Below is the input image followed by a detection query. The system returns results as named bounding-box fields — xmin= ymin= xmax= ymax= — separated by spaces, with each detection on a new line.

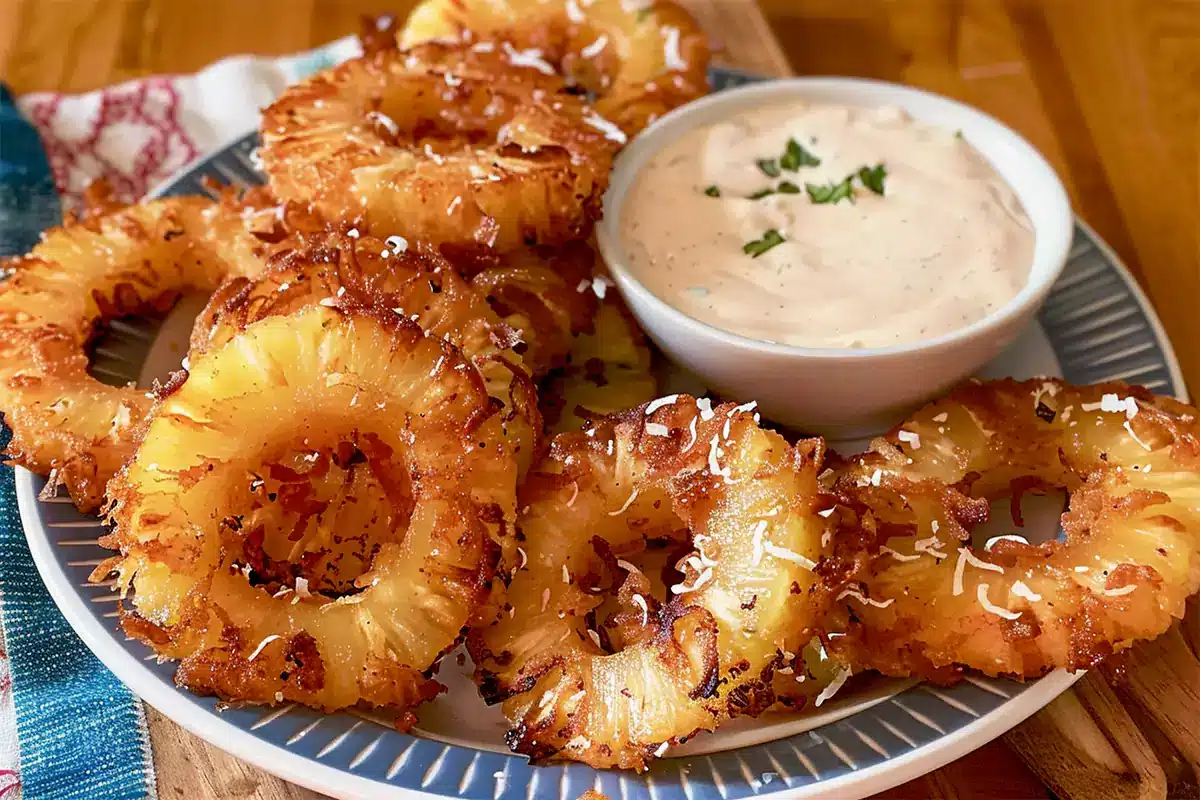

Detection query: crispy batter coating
xmin=96 ymin=305 xmax=517 ymax=715
xmin=462 ymin=239 xmax=599 ymax=377
xmin=820 ymin=378 xmax=1200 ymax=680
xmin=400 ymin=0 xmax=711 ymax=135
xmin=469 ymin=395 xmax=825 ymax=769
xmin=259 ymin=42 xmax=619 ymax=253
xmin=0 ymin=191 xmax=273 ymax=511
xmin=190 ymin=233 xmax=542 ymax=481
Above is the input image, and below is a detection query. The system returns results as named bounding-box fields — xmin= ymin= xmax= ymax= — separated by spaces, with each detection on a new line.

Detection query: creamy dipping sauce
xmin=620 ymin=102 xmax=1035 ymax=348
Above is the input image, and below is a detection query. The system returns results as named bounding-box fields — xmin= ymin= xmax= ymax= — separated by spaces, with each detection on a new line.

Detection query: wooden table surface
xmin=3 ymin=1 xmax=1199 ymax=798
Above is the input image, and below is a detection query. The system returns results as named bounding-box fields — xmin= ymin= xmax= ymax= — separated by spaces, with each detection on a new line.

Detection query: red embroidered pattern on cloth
xmin=22 ymin=78 xmax=199 ymax=205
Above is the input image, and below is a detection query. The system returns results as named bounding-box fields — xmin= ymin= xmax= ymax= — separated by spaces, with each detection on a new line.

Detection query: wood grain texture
xmin=2 ymin=1 xmax=1198 ymax=799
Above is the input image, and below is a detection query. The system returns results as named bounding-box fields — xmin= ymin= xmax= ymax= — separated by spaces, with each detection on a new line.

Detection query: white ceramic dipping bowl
xmin=596 ymin=77 xmax=1073 ymax=438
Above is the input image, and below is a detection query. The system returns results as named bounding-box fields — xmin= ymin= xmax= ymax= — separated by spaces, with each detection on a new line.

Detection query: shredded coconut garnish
xmin=932 ymin=412 xmax=949 ymax=423
xmin=646 ymin=394 xmax=680 ymax=414
xmin=696 ymin=397 xmax=715 ymax=421
xmin=385 ymin=234 xmax=408 ymax=253
xmin=814 ymin=667 xmax=852 ymax=707
xmin=576 ymin=278 xmax=591 ymax=293
xmin=646 ymin=422 xmax=670 ymax=437
xmin=516 ymin=547 xmax=528 ymax=571
xmin=1074 ymin=566 xmax=1090 ymax=573
xmin=632 ymin=594 xmax=649 ymax=626
xmin=581 ymin=34 xmax=609 ymax=58
xmin=562 ymin=565 xmax=572 ymax=584
xmin=836 ymin=588 xmax=895 ymax=608
xmin=294 ymin=577 xmax=312 ymax=599
xmin=661 ymin=25 xmax=686 ymax=70
xmin=1011 ymin=580 xmax=1042 ymax=602
xmin=681 ymin=416 xmax=699 ymax=451
xmin=1081 ymin=393 xmax=1139 ymax=419
xmin=914 ymin=537 xmax=948 ymax=559
xmin=707 ymin=434 xmax=731 ymax=480
xmin=1124 ymin=420 xmax=1153 ymax=451
xmin=693 ymin=534 xmax=719 ymax=567
xmin=728 ymin=401 xmax=758 ymax=416
xmin=583 ymin=111 xmax=628 ymax=144
xmin=365 ymin=110 xmax=400 ymax=137
xmin=502 ymin=42 xmax=556 ymax=74
xmin=247 ymin=634 xmax=281 ymax=662
xmin=567 ymin=690 xmax=587 ymax=708
xmin=763 ymin=541 xmax=817 ymax=570
xmin=869 ymin=469 xmax=882 ymax=487
xmin=750 ymin=520 xmax=768 ymax=566
xmin=671 ymin=567 xmax=713 ymax=595
xmin=587 ymin=629 xmax=602 ymax=648
xmin=565 ymin=0 xmax=585 ymax=22
xmin=984 ymin=534 xmax=1029 ymax=551
xmin=540 ymin=587 xmax=551 ymax=612
xmin=977 ymin=584 xmax=1021 ymax=620
xmin=654 ymin=742 xmax=669 ymax=757
xmin=952 ymin=547 xmax=1005 ymax=596
xmin=592 ymin=274 xmax=614 ymax=299
xmin=931 ymin=520 xmax=940 ymax=534
xmin=1102 ymin=584 xmax=1138 ymax=597
xmin=446 ymin=196 xmax=462 ymax=215
xmin=897 ymin=430 xmax=921 ymax=449
xmin=817 ymin=507 xmax=836 ymax=518
xmin=881 ymin=545 xmax=922 ymax=562
xmin=608 ymin=488 xmax=640 ymax=515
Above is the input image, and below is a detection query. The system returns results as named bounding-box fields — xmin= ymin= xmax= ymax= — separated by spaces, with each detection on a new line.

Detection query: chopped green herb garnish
xmin=743 ymin=229 xmax=785 ymax=258
xmin=805 ymin=178 xmax=855 ymax=205
xmin=704 ymin=185 xmax=721 ymax=197
xmin=636 ymin=7 xmax=654 ymax=21
xmin=756 ymin=159 xmax=781 ymax=178
xmin=780 ymin=138 xmax=820 ymax=171
xmin=857 ymin=163 xmax=887 ymax=195
xmin=747 ymin=187 xmax=775 ymax=200
xmin=954 ymin=129 xmax=964 ymax=139
xmin=776 ymin=180 xmax=801 ymax=194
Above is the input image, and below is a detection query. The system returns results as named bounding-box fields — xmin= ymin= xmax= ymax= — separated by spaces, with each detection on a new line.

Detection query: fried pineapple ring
xmin=400 ymin=0 xmax=710 ymax=135
xmin=260 ymin=42 xmax=619 ymax=252
xmin=540 ymin=296 xmax=658 ymax=434
xmin=469 ymin=396 xmax=825 ymax=769
xmin=97 ymin=305 xmax=516 ymax=715
xmin=463 ymin=240 xmax=599 ymax=376
xmin=190 ymin=234 xmax=542 ymax=479
xmin=821 ymin=378 xmax=1200 ymax=680
xmin=0 ymin=193 xmax=270 ymax=511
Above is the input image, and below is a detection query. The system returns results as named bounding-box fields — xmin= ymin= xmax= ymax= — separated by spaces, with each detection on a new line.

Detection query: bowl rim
xmin=595 ymin=75 xmax=1074 ymax=360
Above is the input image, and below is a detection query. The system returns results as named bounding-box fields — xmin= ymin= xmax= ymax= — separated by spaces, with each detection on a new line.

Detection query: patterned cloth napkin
xmin=0 ymin=35 xmax=360 ymax=799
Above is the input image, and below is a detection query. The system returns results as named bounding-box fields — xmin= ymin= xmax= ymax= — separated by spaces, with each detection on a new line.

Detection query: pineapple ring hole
xmin=219 ymin=433 xmax=415 ymax=600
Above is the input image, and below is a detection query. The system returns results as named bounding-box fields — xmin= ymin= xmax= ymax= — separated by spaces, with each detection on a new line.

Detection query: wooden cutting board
xmin=2 ymin=1 xmax=1197 ymax=798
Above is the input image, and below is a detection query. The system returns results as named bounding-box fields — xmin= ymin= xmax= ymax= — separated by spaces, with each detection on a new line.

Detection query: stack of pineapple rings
xmin=4 ymin=0 xmax=1200 ymax=776
xmin=0 ymin=0 xmax=710 ymax=757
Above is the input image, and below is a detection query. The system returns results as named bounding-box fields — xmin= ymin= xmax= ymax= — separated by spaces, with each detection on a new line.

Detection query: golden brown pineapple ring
xmin=400 ymin=0 xmax=711 ymax=135
xmin=468 ymin=395 xmax=826 ymax=769
xmin=259 ymin=42 xmax=620 ymax=253
xmin=821 ymin=378 xmax=1200 ymax=680
xmin=0 ymin=192 xmax=272 ymax=511
xmin=190 ymin=233 xmax=543 ymax=481
xmin=96 ymin=304 xmax=517 ymax=716
xmin=462 ymin=239 xmax=599 ymax=377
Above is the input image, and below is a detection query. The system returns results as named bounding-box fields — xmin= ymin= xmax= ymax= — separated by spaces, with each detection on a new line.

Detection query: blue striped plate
xmin=16 ymin=68 xmax=1187 ymax=799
